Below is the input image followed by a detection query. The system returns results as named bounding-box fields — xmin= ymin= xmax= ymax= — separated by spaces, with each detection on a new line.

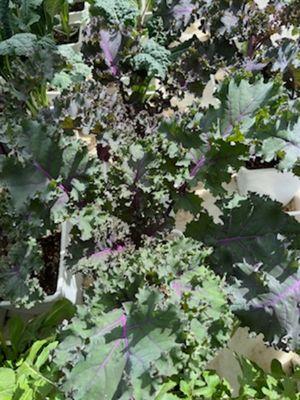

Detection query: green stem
xmin=0 ymin=327 xmax=11 ymax=360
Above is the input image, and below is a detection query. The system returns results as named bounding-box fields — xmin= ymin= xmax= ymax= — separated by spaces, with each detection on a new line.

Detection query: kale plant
xmin=55 ymin=237 xmax=234 ymax=400
xmin=161 ymin=0 xmax=300 ymax=98
xmin=0 ymin=36 xmax=64 ymax=111
xmin=0 ymin=99 xmax=95 ymax=305
xmin=82 ymin=0 xmax=300 ymax=103
xmin=56 ymin=70 xmax=300 ymax=351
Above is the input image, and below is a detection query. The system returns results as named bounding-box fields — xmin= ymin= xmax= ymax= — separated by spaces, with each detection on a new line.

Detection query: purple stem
xmin=33 ymin=161 xmax=68 ymax=194
xmin=91 ymin=245 xmax=125 ymax=259
xmin=190 ymin=155 xmax=206 ymax=178
xmin=255 ymin=278 xmax=300 ymax=310
xmin=173 ymin=6 xmax=194 ymax=16
xmin=98 ymin=339 xmax=122 ymax=370
xmin=217 ymin=235 xmax=257 ymax=246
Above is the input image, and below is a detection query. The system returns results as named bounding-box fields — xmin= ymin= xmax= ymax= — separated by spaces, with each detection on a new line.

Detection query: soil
xmin=245 ymin=157 xmax=279 ymax=170
xmin=0 ymin=232 xmax=61 ymax=300
xmin=38 ymin=233 xmax=61 ymax=295
xmin=53 ymin=26 xmax=80 ymax=45
xmin=70 ymin=2 xmax=85 ymax=12
xmin=0 ymin=236 xmax=8 ymax=257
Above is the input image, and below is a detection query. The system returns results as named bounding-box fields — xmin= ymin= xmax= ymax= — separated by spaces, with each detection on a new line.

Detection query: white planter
xmin=236 ymin=167 xmax=300 ymax=206
xmin=47 ymin=90 xmax=60 ymax=104
xmin=69 ymin=2 xmax=89 ymax=25
xmin=287 ymin=189 xmax=300 ymax=222
xmin=0 ymin=222 xmax=82 ymax=318
xmin=55 ymin=5 xmax=88 ymax=54
xmin=287 ymin=210 xmax=300 ymax=222
xmin=57 ymin=23 xmax=83 ymax=53
xmin=56 ymin=2 xmax=89 ymax=26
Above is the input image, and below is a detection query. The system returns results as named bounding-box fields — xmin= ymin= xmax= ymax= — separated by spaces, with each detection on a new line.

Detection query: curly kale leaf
xmin=0 ymin=115 xmax=93 ymax=210
xmin=186 ymin=194 xmax=300 ymax=272
xmin=0 ymin=33 xmax=39 ymax=56
xmin=0 ymin=238 xmax=45 ymax=306
xmin=90 ymin=0 xmax=139 ymax=26
xmin=269 ymin=39 xmax=300 ymax=73
xmin=60 ymin=119 xmax=190 ymax=246
xmin=55 ymin=290 xmax=181 ymax=400
xmin=148 ymin=0 xmax=198 ymax=43
xmin=162 ymin=0 xmax=300 ymax=99
xmin=74 ymin=236 xmax=234 ymax=373
xmin=131 ymin=39 xmax=171 ymax=79
xmin=56 ymin=239 xmax=233 ymax=399
xmin=201 ymin=77 xmax=280 ymax=139
xmin=261 ymin=118 xmax=300 ymax=170
xmin=184 ymin=193 xmax=300 ymax=349
xmin=229 ymin=256 xmax=300 ymax=351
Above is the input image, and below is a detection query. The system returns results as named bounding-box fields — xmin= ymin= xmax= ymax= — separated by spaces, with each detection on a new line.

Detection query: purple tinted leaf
xmin=220 ymin=11 xmax=238 ymax=33
xmin=243 ymin=58 xmax=267 ymax=71
xmin=172 ymin=0 xmax=195 ymax=25
xmin=99 ymin=29 xmax=122 ymax=76
xmin=90 ymin=245 xmax=125 ymax=260
xmin=59 ymin=291 xmax=180 ymax=399
xmin=231 ymin=261 xmax=300 ymax=350
xmin=33 ymin=160 xmax=68 ymax=193
xmin=186 ymin=194 xmax=300 ymax=271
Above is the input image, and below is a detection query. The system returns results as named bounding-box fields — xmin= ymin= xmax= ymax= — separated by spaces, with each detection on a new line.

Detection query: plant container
xmin=55 ymin=23 xmax=83 ymax=53
xmin=0 ymin=221 xmax=82 ymax=323
xmin=69 ymin=1 xmax=89 ymax=25
xmin=236 ymin=167 xmax=300 ymax=206
xmin=46 ymin=90 xmax=60 ymax=105
xmin=55 ymin=1 xmax=89 ymax=52
xmin=287 ymin=188 xmax=300 ymax=222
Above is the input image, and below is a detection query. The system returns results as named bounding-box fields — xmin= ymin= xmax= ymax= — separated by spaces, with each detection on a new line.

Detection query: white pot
xmin=0 ymin=222 xmax=82 ymax=318
xmin=57 ymin=2 xmax=90 ymax=26
xmin=69 ymin=2 xmax=89 ymax=25
xmin=287 ymin=189 xmax=300 ymax=222
xmin=47 ymin=90 xmax=60 ymax=104
xmin=236 ymin=167 xmax=300 ymax=206
xmin=58 ymin=23 xmax=84 ymax=53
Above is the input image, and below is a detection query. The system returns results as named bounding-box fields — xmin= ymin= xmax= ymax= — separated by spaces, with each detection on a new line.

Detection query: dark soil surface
xmin=70 ymin=2 xmax=85 ymax=11
xmin=39 ymin=233 xmax=61 ymax=295
xmin=54 ymin=27 xmax=80 ymax=44
xmin=0 ymin=232 xmax=61 ymax=299
xmin=0 ymin=236 xmax=8 ymax=257
xmin=245 ymin=157 xmax=279 ymax=170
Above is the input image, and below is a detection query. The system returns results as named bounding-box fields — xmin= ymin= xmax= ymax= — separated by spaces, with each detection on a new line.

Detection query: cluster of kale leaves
xmin=1 ymin=0 xmax=300 ymax=398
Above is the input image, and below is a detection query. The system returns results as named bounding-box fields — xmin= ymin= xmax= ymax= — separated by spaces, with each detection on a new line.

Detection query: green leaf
xmin=261 ymin=118 xmax=300 ymax=170
xmin=8 ymin=315 xmax=25 ymax=356
xmin=0 ymin=33 xmax=38 ymax=56
xmin=0 ymin=156 xmax=47 ymax=209
xmin=202 ymin=78 xmax=279 ymax=138
xmin=0 ymin=368 xmax=15 ymax=400
xmin=154 ymin=381 xmax=177 ymax=400
xmin=40 ymin=299 xmax=76 ymax=329
xmin=132 ymin=39 xmax=171 ymax=79
xmin=186 ymin=194 xmax=300 ymax=271
xmin=59 ymin=290 xmax=181 ymax=400
xmin=91 ymin=0 xmax=139 ymax=26
xmin=174 ymin=192 xmax=203 ymax=215
xmin=43 ymin=0 xmax=65 ymax=19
